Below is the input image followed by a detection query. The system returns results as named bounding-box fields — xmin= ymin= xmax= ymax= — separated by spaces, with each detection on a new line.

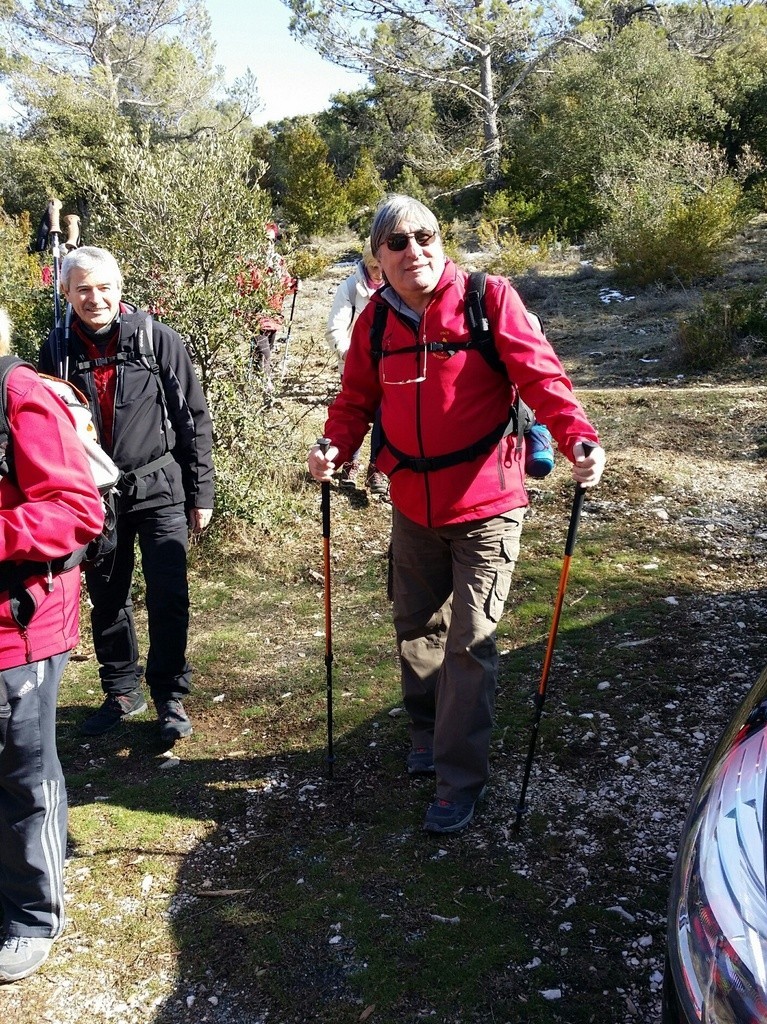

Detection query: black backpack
xmin=0 ymin=356 xmax=119 ymax=580
xmin=369 ymin=271 xmax=537 ymax=476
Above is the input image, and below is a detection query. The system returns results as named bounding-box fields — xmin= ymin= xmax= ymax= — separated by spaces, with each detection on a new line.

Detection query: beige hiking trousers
xmin=391 ymin=506 xmax=524 ymax=804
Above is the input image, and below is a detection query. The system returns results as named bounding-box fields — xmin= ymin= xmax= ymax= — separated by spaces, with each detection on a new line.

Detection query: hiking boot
xmin=407 ymin=747 xmax=435 ymax=776
xmin=0 ymin=936 xmax=54 ymax=983
xmin=339 ymin=460 xmax=361 ymax=488
xmin=81 ymin=690 xmax=147 ymax=736
xmin=155 ymin=698 xmax=193 ymax=743
xmin=366 ymin=464 xmax=389 ymax=496
xmin=423 ymin=787 xmax=487 ymax=834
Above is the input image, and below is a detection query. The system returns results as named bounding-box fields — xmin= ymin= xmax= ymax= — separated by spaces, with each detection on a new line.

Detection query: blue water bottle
xmin=524 ymin=423 xmax=555 ymax=478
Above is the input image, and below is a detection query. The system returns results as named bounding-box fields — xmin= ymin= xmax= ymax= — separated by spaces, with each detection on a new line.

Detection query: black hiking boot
xmin=81 ymin=690 xmax=148 ymax=736
xmin=155 ymin=698 xmax=193 ymax=744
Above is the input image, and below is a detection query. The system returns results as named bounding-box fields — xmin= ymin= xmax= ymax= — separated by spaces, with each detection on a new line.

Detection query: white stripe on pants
xmin=0 ymin=653 xmax=69 ymax=938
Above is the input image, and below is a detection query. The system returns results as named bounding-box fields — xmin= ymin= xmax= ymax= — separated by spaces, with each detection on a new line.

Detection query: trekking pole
xmin=46 ymin=199 xmax=64 ymax=334
xmin=59 ymin=213 xmax=80 ymax=379
xmin=514 ymin=447 xmax=592 ymax=831
xmin=318 ymin=436 xmax=335 ymax=778
xmin=280 ymin=284 xmax=299 ymax=381
xmin=62 ymin=213 xmax=81 ymax=253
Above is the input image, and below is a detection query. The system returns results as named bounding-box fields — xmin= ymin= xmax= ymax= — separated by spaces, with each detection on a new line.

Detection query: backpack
xmin=0 ymin=355 xmax=120 ymax=571
xmin=369 ymin=271 xmax=548 ymax=477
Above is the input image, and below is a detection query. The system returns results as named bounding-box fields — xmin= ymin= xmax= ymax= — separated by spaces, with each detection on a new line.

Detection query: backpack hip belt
xmin=117 ymin=451 xmax=175 ymax=501
xmin=385 ymin=413 xmax=518 ymax=477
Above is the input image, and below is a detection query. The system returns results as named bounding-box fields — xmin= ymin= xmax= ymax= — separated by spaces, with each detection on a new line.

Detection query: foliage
xmin=674 ymin=287 xmax=767 ymax=371
xmin=594 ymin=143 xmax=745 ymax=286
xmin=290 ymin=246 xmax=334 ymax=282
xmin=271 ymin=118 xmax=349 ymax=236
xmin=477 ymin=219 xmax=557 ymax=277
xmin=0 ymin=0 xmax=236 ymax=136
xmin=209 ymin=375 xmax=310 ymax=527
xmin=0 ymin=205 xmax=50 ymax=360
xmin=285 ymin=0 xmax=565 ymax=184
xmin=507 ymin=21 xmax=715 ymax=239
xmin=76 ymin=129 xmax=272 ymax=396
xmin=343 ymin=148 xmax=385 ymax=230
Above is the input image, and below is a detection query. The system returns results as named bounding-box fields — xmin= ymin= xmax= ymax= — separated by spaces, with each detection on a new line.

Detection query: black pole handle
xmin=564 ymin=441 xmax=594 ymax=555
xmin=318 ymin=437 xmax=331 ymax=537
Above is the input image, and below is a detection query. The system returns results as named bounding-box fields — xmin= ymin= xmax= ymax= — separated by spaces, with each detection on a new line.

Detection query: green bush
xmin=482 ymin=182 xmax=599 ymax=239
xmin=210 ymin=374 xmax=311 ymax=527
xmin=0 ymin=207 xmax=51 ymax=360
xmin=597 ymin=169 xmax=745 ymax=287
xmin=290 ymin=246 xmax=333 ymax=281
xmin=674 ymin=287 xmax=767 ymax=371
xmin=477 ymin=219 xmax=556 ymax=276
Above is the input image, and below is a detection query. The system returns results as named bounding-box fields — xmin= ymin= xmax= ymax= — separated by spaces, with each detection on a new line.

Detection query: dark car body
xmin=663 ymin=665 xmax=767 ymax=1023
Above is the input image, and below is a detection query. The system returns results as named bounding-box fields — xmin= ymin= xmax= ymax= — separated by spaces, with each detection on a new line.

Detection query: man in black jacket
xmin=39 ymin=247 xmax=215 ymax=743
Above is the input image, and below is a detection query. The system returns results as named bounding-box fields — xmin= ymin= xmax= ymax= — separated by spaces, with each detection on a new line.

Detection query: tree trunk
xmin=478 ymin=47 xmax=500 ymax=183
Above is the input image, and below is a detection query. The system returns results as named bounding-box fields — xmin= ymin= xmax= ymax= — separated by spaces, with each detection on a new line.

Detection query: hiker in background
xmin=308 ymin=194 xmax=605 ymax=834
xmin=38 ymin=246 xmax=215 ymax=744
xmin=249 ymin=222 xmax=299 ymax=382
xmin=325 ymin=241 xmax=388 ymax=496
xmin=0 ymin=307 xmax=104 ymax=983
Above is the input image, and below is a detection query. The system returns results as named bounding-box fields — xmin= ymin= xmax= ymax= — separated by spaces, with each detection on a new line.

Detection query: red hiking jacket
xmin=324 ymin=260 xmax=600 ymax=528
xmin=0 ymin=365 xmax=104 ymax=668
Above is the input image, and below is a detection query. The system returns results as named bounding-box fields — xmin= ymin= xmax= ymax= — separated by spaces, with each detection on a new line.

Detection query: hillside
xmin=1 ymin=218 xmax=765 ymax=1024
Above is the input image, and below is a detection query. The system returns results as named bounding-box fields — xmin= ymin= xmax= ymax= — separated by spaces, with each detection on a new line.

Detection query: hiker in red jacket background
xmin=245 ymin=222 xmax=299 ymax=382
xmin=0 ymin=307 xmax=104 ymax=982
xmin=308 ymin=194 xmax=605 ymax=834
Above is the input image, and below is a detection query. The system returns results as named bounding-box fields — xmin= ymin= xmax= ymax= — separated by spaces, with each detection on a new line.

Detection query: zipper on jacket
xmin=413 ymin=312 xmax=434 ymax=527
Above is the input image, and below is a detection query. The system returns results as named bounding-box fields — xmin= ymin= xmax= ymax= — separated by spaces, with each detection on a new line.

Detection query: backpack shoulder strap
xmin=465 ymin=271 xmax=507 ymax=375
xmin=370 ymin=300 xmax=389 ymax=365
xmin=466 ymin=272 xmax=536 ymax=441
xmin=136 ymin=312 xmax=157 ymax=364
xmin=0 ymin=356 xmax=35 ymax=478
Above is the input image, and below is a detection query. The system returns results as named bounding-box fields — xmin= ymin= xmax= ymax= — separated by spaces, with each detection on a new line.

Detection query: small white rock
xmin=540 ymin=988 xmax=562 ymax=1001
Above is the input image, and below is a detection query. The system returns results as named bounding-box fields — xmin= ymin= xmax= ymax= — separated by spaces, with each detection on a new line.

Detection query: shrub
xmin=482 ymin=182 xmax=599 ymax=239
xmin=477 ymin=219 xmax=556 ymax=277
xmin=290 ymin=246 xmax=333 ymax=281
xmin=604 ymin=181 xmax=744 ymax=287
xmin=210 ymin=373 xmax=311 ymax=527
xmin=674 ymin=287 xmax=767 ymax=371
xmin=595 ymin=142 xmax=747 ymax=287
xmin=0 ymin=207 xmax=50 ymax=360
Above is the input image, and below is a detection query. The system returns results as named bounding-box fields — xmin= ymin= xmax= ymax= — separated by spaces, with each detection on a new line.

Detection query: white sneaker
xmin=0 ymin=936 xmax=54 ymax=983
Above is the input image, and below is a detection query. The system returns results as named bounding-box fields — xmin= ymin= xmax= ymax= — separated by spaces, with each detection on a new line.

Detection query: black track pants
xmin=0 ymin=654 xmax=69 ymax=938
xmin=85 ymin=503 xmax=191 ymax=701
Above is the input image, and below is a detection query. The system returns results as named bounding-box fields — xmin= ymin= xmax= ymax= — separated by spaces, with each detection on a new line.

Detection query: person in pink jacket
xmin=308 ymin=195 xmax=605 ymax=834
xmin=0 ymin=308 xmax=104 ymax=982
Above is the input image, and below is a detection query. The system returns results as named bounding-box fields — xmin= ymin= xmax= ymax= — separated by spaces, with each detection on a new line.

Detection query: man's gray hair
xmin=60 ymin=246 xmax=123 ymax=291
xmin=370 ymin=194 xmax=440 ymax=257
xmin=0 ymin=307 xmax=11 ymax=357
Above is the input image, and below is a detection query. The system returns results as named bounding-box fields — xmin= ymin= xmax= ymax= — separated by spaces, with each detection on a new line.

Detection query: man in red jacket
xmin=308 ymin=195 xmax=606 ymax=834
xmin=0 ymin=308 xmax=104 ymax=982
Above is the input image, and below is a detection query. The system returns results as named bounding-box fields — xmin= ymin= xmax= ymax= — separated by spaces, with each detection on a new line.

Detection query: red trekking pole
xmin=515 ymin=454 xmax=591 ymax=831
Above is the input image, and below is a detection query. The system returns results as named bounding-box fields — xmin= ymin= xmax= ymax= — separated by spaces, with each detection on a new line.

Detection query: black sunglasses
xmin=385 ymin=230 xmax=436 ymax=252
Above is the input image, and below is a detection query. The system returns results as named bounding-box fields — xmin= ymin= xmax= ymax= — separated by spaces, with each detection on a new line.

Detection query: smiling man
xmin=38 ymin=247 xmax=215 ymax=745
xmin=308 ymin=194 xmax=606 ymax=834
